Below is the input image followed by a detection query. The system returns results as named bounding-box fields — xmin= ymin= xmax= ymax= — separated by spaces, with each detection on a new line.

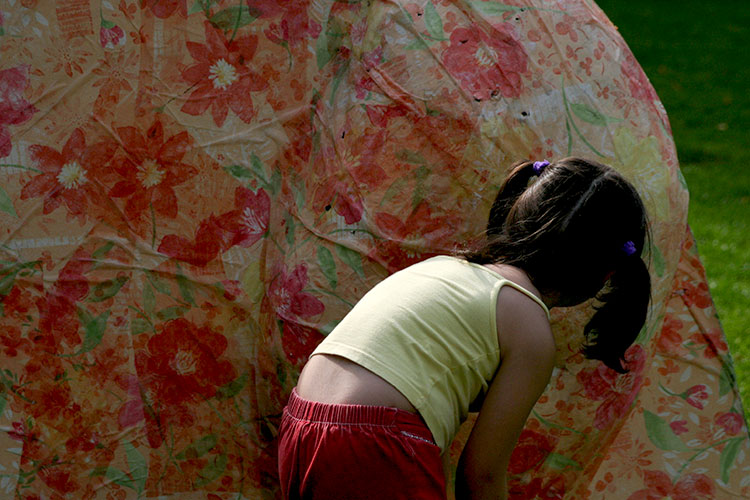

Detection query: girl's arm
xmin=456 ymin=285 xmax=556 ymax=500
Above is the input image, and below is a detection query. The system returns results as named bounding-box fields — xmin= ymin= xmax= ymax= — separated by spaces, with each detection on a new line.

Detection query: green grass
xmin=596 ymin=0 xmax=750 ymax=410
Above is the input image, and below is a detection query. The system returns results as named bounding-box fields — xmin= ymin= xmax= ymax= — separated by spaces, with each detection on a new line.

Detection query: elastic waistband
xmin=285 ymin=389 xmax=435 ymax=443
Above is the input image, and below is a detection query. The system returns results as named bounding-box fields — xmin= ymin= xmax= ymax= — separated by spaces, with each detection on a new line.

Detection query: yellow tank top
xmin=310 ymin=255 xmax=550 ymax=452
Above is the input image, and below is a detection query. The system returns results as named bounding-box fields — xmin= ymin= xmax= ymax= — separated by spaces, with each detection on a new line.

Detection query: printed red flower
xmin=576 ymin=344 xmax=646 ymax=430
xmin=509 ymin=475 xmax=566 ymax=500
xmin=38 ymin=464 xmax=78 ymax=495
xmin=508 ymin=429 xmax=555 ymax=474
xmin=100 ymin=21 xmax=126 ymax=48
xmin=669 ymin=420 xmax=689 ymax=435
xmin=109 ymin=119 xmax=196 ymax=224
xmin=0 ymin=325 xmax=30 ymax=357
xmin=0 ymin=66 xmax=38 ymax=157
xmin=441 ymin=24 xmax=527 ymax=100
xmin=20 ymin=129 xmax=115 ymax=222
xmin=158 ymin=187 xmax=269 ymax=266
xmin=142 ymin=0 xmax=186 ymax=19
xmin=684 ymin=384 xmax=709 ymax=410
xmin=181 ymin=22 xmax=268 ymax=127
xmin=33 ymin=250 xmax=93 ymax=351
xmin=92 ymin=49 xmax=137 ymax=118
xmin=371 ymin=201 xmax=455 ymax=273
xmin=715 ymin=412 xmax=744 ymax=436
xmin=255 ymin=0 xmax=322 ymax=47
xmin=136 ymin=318 xmax=236 ymax=407
xmin=627 ymin=470 xmax=714 ymax=500
xmin=655 ymin=315 xmax=684 ymax=353
xmin=281 ymin=322 xmax=324 ymax=368
xmin=679 ymin=280 xmax=713 ymax=309
xmin=268 ymin=263 xmax=325 ymax=322
xmin=312 ymin=176 xmax=364 ymax=224
xmin=214 ymin=186 xmax=271 ymax=248
xmin=689 ymin=330 xmax=728 ymax=359
xmin=620 ymin=49 xmax=658 ymax=104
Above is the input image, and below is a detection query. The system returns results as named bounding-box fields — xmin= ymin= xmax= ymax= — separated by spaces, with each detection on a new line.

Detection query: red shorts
xmin=277 ymin=389 xmax=447 ymax=500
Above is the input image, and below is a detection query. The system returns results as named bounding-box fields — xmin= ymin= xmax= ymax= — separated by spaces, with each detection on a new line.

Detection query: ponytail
xmin=582 ymin=255 xmax=651 ymax=373
xmin=486 ymin=160 xmax=540 ymax=237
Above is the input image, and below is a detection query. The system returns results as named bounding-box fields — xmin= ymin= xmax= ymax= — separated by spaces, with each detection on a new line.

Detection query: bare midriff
xmin=296 ymin=354 xmax=418 ymax=414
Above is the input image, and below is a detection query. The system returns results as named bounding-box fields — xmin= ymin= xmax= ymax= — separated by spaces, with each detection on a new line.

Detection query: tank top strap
xmin=498 ymin=280 xmax=551 ymax=319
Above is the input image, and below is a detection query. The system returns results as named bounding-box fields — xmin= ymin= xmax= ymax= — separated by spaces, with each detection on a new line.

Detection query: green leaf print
xmin=570 ymin=102 xmax=623 ymax=126
xmin=92 ymin=241 xmax=115 ymax=260
xmin=216 ymin=373 xmax=248 ymax=399
xmin=224 ymin=164 xmax=254 ymax=179
xmin=0 ymin=185 xmax=17 ymax=217
xmin=335 ymin=244 xmax=365 ymax=279
xmin=145 ymin=270 xmax=171 ymax=295
xmin=193 ymin=453 xmax=228 ymax=488
xmin=88 ymin=276 xmax=129 ymax=302
xmin=156 ymin=306 xmax=187 ymax=321
xmin=719 ymin=437 xmax=744 ymax=484
xmin=58 ymin=308 xmax=109 ymax=357
xmin=644 ymin=410 xmax=691 ymax=452
xmin=424 ymin=2 xmax=446 ymax=41
xmin=649 ymin=241 xmax=666 ymax=277
xmin=177 ymin=434 xmax=218 ymax=460
xmin=561 ymin=79 xmax=606 ymax=158
xmin=124 ymin=440 xmax=147 ymax=494
xmin=317 ymin=246 xmax=337 ymax=289
xmin=91 ymin=466 xmax=137 ymax=490
xmin=176 ymin=265 xmax=196 ymax=305
xmin=545 ymin=453 xmax=582 ymax=471
xmin=719 ymin=361 xmax=735 ymax=397
xmin=210 ymin=5 xmax=257 ymax=32
xmin=469 ymin=1 xmax=524 ymax=15
xmin=316 ymin=17 xmax=345 ymax=70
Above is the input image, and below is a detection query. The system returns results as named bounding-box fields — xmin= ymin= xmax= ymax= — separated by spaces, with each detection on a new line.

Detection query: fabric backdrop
xmin=0 ymin=0 xmax=748 ymax=498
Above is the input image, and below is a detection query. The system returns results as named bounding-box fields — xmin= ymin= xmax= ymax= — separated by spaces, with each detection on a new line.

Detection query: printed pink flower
xmin=134 ymin=318 xmax=236 ymax=447
xmin=20 ymin=129 xmax=115 ymax=222
xmin=669 ymin=420 xmax=689 ymax=435
xmin=372 ymin=201 xmax=455 ymax=273
xmin=441 ymin=24 xmax=527 ymax=100
xmin=509 ymin=475 xmax=566 ymax=500
xmin=679 ymin=280 xmax=713 ymax=309
xmin=268 ymin=263 xmax=325 ymax=322
xmin=0 ymin=325 xmax=31 ymax=357
xmin=620 ymin=49 xmax=658 ymax=104
xmin=158 ymin=187 xmax=270 ymax=266
xmin=36 ymin=248 xmax=94 ymax=350
xmin=684 ymin=384 xmax=709 ymax=410
xmin=508 ymin=429 xmax=555 ymax=474
xmin=181 ymin=22 xmax=268 ymax=127
xmin=626 ymin=471 xmax=714 ymax=500
xmin=255 ymin=0 xmax=322 ymax=47
xmin=689 ymin=330 xmax=728 ymax=359
xmin=0 ymin=66 xmax=38 ymax=157
xmin=141 ymin=0 xmax=186 ymax=19
xmin=715 ymin=412 xmax=744 ymax=435
xmin=100 ymin=21 xmax=126 ymax=49
xmin=312 ymin=176 xmax=364 ymax=224
xmin=576 ymin=344 xmax=646 ymax=430
xmin=108 ymin=119 xmax=196 ymax=224
xmin=282 ymin=322 xmax=324 ymax=368
xmin=656 ymin=315 xmax=685 ymax=353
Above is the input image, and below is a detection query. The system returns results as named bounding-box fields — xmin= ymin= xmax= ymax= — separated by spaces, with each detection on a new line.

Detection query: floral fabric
xmin=0 ymin=0 xmax=748 ymax=498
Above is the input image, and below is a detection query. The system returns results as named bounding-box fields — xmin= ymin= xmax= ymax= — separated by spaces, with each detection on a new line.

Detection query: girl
xmin=277 ymin=157 xmax=651 ymax=499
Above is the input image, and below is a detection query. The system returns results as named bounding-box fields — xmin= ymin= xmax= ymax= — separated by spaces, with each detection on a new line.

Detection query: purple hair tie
xmin=533 ymin=160 xmax=550 ymax=175
xmin=622 ymin=240 xmax=637 ymax=256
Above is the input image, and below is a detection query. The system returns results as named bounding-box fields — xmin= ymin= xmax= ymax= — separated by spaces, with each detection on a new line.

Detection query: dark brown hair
xmin=464 ymin=157 xmax=651 ymax=372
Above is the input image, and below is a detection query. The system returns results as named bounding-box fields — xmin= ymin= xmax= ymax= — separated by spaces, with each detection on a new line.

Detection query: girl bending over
xmin=277 ymin=157 xmax=651 ymax=500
